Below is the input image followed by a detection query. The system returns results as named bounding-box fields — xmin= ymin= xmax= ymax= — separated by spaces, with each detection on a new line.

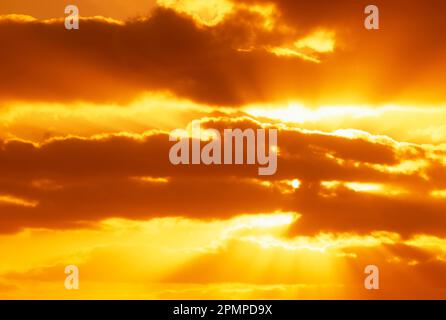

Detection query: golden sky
xmin=1 ymin=0 xmax=446 ymax=299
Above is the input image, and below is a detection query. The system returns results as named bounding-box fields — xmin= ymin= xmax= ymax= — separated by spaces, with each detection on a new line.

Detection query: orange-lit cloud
xmin=0 ymin=0 xmax=446 ymax=300
xmin=0 ymin=117 xmax=445 ymax=237
xmin=1 ymin=0 xmax=446 ymax=106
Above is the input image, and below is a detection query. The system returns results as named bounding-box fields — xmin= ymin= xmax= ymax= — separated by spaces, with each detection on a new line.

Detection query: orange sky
xmin=1 ymin=0 xmax=446 ymax=299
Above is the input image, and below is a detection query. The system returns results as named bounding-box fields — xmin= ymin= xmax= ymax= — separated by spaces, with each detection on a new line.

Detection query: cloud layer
xmin=1 ymin=0 xmax=446 ymax=106
xmin=1 ymin=0 xmax=446 ymax=299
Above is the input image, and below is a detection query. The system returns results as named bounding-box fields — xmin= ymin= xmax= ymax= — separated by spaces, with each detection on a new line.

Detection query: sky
xmin=0 ymin=0 xmax=446 ymax=299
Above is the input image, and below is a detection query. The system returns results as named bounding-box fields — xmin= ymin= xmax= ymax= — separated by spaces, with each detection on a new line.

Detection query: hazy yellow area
xmin=1 ymin=0 xmax=446 ymax=300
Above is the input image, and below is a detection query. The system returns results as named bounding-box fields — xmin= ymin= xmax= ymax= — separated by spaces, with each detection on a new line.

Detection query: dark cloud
xmin=0 ymin=117 xmax=444 ymax=235
xmin=0 ymin=1 xmax=445 ymax=106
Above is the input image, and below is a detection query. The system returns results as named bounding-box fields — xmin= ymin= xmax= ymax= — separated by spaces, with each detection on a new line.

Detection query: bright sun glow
xmin=245 ymin=103 xmax=380 ymax=123
xmin=157 ymin=0 xmax=233 ymax=26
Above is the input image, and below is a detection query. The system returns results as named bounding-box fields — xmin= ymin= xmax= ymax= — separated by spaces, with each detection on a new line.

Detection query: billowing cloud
xmin=1 ymin=0 xmax=446 ymax=299
xmin=0 ymin=0 xmax=445 ymax=106
xmin=0 ymin=117 xmax=444 ymax=237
